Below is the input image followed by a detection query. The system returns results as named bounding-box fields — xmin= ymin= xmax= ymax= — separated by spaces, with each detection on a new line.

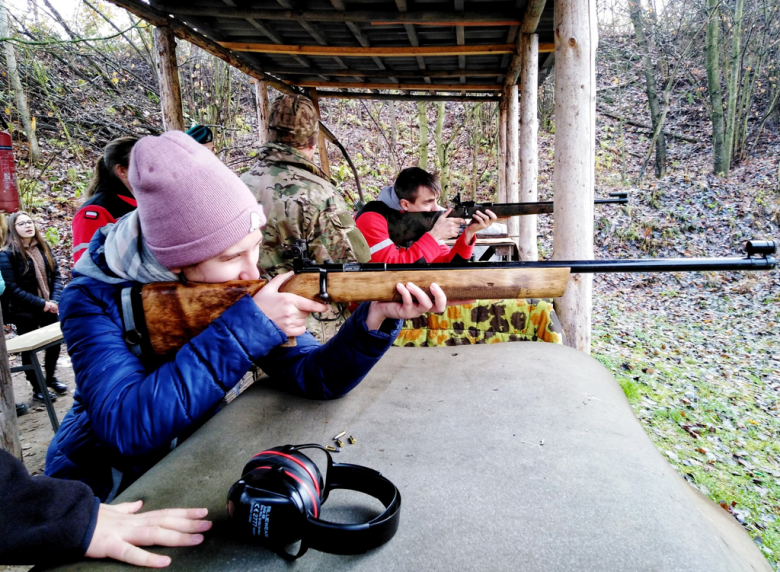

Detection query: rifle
xmin=367 ymin=192 xmax=629 ymax=246
xmin=138 ymin=240 xmax=775 ymax=355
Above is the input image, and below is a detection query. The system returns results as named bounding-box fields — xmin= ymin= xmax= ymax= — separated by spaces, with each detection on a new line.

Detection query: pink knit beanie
xmin=128 ymin=130 xmax=266 ymax=269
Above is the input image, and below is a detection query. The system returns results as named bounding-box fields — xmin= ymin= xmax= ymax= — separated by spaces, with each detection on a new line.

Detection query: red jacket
xmin=355 ymin=201 xmax=475 ymax=263
xmin=72 ymin=181 xmax=136 ymax=264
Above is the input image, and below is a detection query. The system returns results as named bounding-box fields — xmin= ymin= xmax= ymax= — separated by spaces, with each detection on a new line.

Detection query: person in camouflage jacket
xmin=241 ymin=94 xmax=370 ymax=341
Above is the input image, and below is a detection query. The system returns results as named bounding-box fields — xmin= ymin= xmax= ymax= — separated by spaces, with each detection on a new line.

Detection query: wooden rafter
xmin=504 ymin=0 xmax=548 ymax=86
xmin=105 ymin=0 xmax=298 ymax=95
xmin=314 ymin=92 xmax=500 ymax=102
xmin=218 ymin=1 xmax=317 ymax=74
xmin=329 ymin=0 xmax=393 ymax=81
xmin=157 ymin=6 xmax=522 ymax=25
xmin=218 ymin=43 xmax=519 ymax=57
xmin=292 ymin=81 xmax=503 ymax=91
xmin=395 ymin=0 xmax=429 ymax=83
xmin=455 ymin=0 xmax=465 ymax=84
xmin=264 ymin=68 xmax=506 ymax=79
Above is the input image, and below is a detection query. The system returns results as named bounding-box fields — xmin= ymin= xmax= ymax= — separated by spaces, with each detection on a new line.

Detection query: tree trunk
xmin=154 ymin=26 xmax=184 ymax=132
xmin=629 ymin=1 xmax=666 ymax=178
xmin=309 ymin=88 xmax=330 ymax=178
xmin=470 ymin=103 xmax=483 ymax=201
xmin=254 ymin=80 xmax=270 ymax=145
xmin=435 ymin=101 xmax=447 ymax=195
xmin=724 ymin=0 xmax=744 ymax=169
xmin=505 ymin=84 xmax=519 ymax=246
xmin=0 ymin=307 xmax=22 ymax=459
xmin=417 ymin=102 xmax=428 ymax=171
xmin=0 ymin=0 xmax=41 ymax=163
xmin=498 ymin=97 xmax=507 ymax=202
xmin=387 ymin=100 xmax=399 ymax=173
xmin=518 ymin=34 xmax=539 ymax=261
xmin=705 ymin=0 xmax=727 ymax=175
xmin=553 ymin=0 xmax=597 ymax=353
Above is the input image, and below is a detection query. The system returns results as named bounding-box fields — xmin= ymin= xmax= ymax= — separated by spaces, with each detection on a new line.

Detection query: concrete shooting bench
xmin=6 ymin=321 xmax=62 ymax=432
xmin=43 ymin=343 xmax=769 ymax=572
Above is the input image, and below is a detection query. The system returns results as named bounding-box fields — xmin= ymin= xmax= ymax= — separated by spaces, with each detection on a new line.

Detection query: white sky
xmin=6 ymin=0 xmax=135 ymax=32
xmin=9 ymin=0 xmax=82 ymax=19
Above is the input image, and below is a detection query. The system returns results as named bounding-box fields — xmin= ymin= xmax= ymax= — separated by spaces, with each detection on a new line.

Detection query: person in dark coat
xmin=71 ymin=137 xmax=138 ymax=264
xmin=45 ymin=131 xmax=447 ymax=502
xmin=0 ymin=448 xmax=211 ymax=567
xmin=0 ymin=211 xmax=65 ymax=401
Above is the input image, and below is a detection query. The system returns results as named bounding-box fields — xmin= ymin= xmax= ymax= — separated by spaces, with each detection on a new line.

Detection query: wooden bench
xmin=444 ymin=235 xmax=519 ymax=260
xmin=6 ymin=321 xmax=63 ymax=432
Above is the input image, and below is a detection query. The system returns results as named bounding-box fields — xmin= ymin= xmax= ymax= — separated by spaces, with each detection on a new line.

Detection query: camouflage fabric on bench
xmin=393 ymin=299 xmax=565 ymax=347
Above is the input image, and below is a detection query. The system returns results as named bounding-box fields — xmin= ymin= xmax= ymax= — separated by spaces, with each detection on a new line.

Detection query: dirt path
xmin=9 ymin=346 xmax=75 ymax=476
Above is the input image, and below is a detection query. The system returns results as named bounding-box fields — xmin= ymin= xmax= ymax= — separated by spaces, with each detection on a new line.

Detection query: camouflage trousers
xmin=306 ymin=304 xmax=350 ymax=344
xmin=393 ymin=299 xmax=565 ymax=347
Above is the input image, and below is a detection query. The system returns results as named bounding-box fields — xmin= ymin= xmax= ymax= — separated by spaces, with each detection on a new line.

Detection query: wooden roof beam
xmin=504 ymin=0 xmax=548 ymax=86
xmin=455 ymin=0 xmax=465 ymax=85
xmin=329 ymin=0 xmax=395 ymax=82
xmin=219 ymin=0 xmax=318 ymax=77
xmin=218 ymin=43 xmax=524 ymax=57
xmin=264 ymin=67 xmax=506 ymax=79
xmin=274 ymin=0 xmax=352 ymax=79
xmin=497 ymin=0 xmax=523 ymax=82
xmin=314 ymin=92 xmax=500 ymax=102
xmin=395 ymin=0 xmax=430 ymax=84
xmin=106 ymin=0 xmax=297 ymax=95
xmin=157 ymin=6 xmax=521 ymax=25
xmin=292 ymin=81 xmax=502 ymax=91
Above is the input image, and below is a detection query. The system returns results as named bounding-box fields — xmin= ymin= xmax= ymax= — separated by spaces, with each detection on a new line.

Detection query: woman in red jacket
xmin=72 ymin=137 xmax=138 ymax=263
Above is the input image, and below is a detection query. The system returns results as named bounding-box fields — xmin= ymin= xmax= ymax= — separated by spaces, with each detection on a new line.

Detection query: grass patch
xmin=592 ymin=287 xmax=780 ymax=567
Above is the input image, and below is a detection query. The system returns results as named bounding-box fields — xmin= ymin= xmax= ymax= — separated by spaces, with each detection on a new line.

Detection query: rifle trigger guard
xmin=318 ymin=268 xmax=330 ymax=302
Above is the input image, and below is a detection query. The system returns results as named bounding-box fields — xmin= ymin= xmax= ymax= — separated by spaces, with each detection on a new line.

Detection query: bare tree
xmin=0 ymin=0 xmax=40 ymax=162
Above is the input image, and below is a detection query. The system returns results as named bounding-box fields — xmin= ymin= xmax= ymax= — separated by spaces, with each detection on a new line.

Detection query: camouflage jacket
xmin=241 ymin=142 xmax=370 ymax=276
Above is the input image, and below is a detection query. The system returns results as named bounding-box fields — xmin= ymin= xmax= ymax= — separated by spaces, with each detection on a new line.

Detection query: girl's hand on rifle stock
xmin=253 ymin=271 xmax=329 ymax=337
xmin=365 ymin=282 xmax=447 ymax=331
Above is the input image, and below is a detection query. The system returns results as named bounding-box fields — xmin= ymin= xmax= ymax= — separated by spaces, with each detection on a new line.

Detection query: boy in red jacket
xmin=355 ymin=167 xmax=496 ymax=263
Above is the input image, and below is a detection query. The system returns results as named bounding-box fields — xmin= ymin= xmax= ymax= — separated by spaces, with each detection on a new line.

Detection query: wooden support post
xmin=498 ymin=96 xmax=507 ymax=202
xmin=552 ymin=0 xmax=598 ymax=352
xmin=253 ymin=79 xmax=270 ymax=145
xmin=518 ymin=33 xmax=539 ymax=261
xmin=505 ymin=84 xmax=519 ymax=247
xmin=0 ymin=308 xmax=21 ymax=459
xmin=154 ymin=25 xmax=184 ymax=132
xmin=309 ymin=88 xmax=331 ymax=178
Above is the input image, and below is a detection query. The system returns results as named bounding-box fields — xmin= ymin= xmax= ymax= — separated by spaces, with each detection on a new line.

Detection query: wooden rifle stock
xmin=141 ymin=267 xmax=571 ymax=355
xmin=138 ymin=239 xmax=775 ymax=356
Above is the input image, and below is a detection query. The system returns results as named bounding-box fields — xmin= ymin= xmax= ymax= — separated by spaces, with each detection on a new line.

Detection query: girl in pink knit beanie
xmin=47 ymin=131 xmax=446 ymax=568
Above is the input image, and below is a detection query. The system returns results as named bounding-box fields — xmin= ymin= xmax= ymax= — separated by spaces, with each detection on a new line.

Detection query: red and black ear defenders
xmin=227 ymin=444 xmax=401 ymax=560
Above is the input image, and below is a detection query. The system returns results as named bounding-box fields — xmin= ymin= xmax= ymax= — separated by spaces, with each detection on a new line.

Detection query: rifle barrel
xmin=295 ymin=251 xmax=775 ymax=275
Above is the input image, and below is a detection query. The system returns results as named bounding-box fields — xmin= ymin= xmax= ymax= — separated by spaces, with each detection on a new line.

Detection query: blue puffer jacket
xmin=46 ymin=232 xmax=401 ymax=501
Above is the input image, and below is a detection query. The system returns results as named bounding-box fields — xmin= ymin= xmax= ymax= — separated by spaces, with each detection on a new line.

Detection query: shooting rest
xmin=41 ymin=343 xmax=770 ymax=571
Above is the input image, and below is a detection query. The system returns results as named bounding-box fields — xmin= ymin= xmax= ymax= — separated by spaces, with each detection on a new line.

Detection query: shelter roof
xmin=107 ymin=0 xmax=554 ymax=100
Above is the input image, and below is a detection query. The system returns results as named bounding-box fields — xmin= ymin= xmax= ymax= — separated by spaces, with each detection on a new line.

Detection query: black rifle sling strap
xmin=120 ymin=286 xmax=145 ymax=358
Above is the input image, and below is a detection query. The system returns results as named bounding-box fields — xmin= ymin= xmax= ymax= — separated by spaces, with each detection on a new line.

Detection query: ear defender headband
xmin=227 ymin=444 xmax=401 ymax=560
